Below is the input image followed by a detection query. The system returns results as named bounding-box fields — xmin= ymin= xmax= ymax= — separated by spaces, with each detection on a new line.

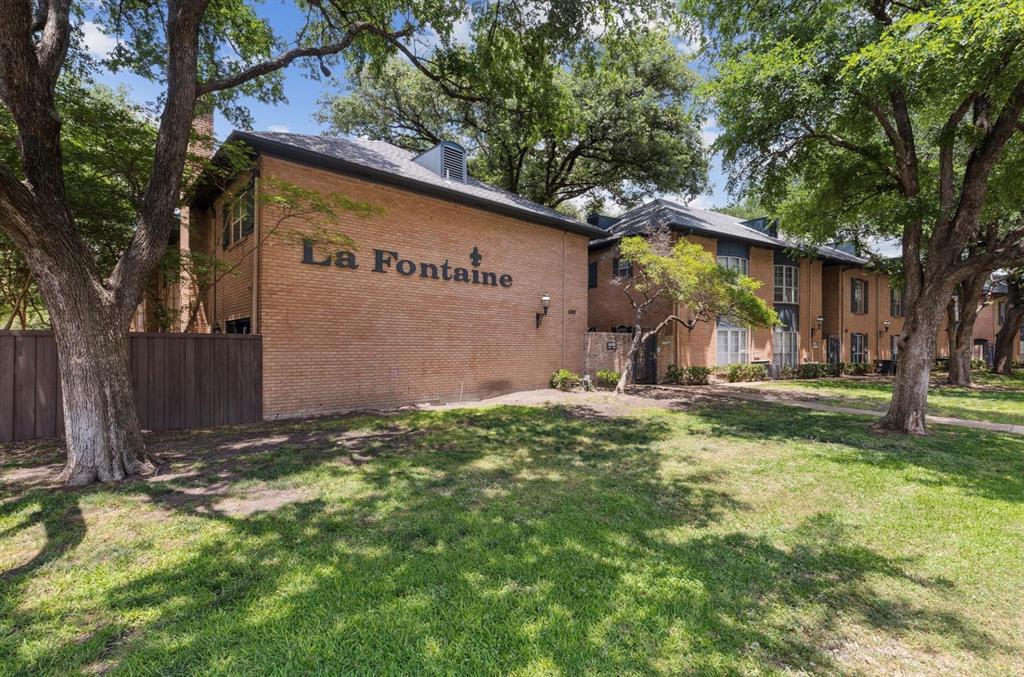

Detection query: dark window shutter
xmin=588 ymin=261 xmax=598 ymax=288
xmin=242 ymin=181 xmax=255 ymax=236
xmin=612 ymin=257 xmax=619 ymax=277
xmin=850 ymin=282 xmax=856 ymax=313
xmin=221 ymin=204 xmax=230 ymax=249
xmin=863 ymin=280 xmax=868 ymax=313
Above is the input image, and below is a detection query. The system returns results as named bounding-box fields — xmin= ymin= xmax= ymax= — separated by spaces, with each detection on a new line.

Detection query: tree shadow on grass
xmin=678 ymin=399 xmax=1024 ymax=504
xmin=0 ymin=404 xmax=1007 ymax=674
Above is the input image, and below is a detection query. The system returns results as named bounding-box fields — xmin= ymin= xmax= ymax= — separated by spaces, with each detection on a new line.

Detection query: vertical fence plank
xmin=0 ymin=335 xmax=14 ymax=443
xmin=131 ymin=336 xmax=149 ymax=431
xmin=183 ymin=337 xmax=196 ymax=429
xmin=34 ymin=335 xmax=57 ymax=438
xmin=13 ymin=335 xmax=38 ymax=440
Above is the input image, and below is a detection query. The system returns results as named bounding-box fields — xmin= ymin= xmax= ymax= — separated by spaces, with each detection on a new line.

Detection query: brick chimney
xmin=188 ymin=110 xmax=215 ymax=160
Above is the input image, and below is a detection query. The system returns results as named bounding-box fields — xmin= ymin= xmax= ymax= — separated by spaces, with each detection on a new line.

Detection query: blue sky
xmin=80 ymin=11 xmax=730 ymax=211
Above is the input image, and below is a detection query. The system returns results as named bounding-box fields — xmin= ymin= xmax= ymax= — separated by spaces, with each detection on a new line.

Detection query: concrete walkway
xmin=661 ymin=385 xmax=1024 ymax=436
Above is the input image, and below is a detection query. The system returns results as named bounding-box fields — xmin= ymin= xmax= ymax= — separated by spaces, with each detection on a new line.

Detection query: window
xmin=612 ymin=257 xmax=632 ymax=277
xmin=225 ymin=317 xmax=251 ymax=334
xmin=717 ymin=256 xmax=749 ymax=276
xmin=222 ymin=187 xmax=253 ymax=249
xmin=772 ymin=329 xmax=799 ymax=368
xmin=890 ymin=334 xmax=900 ymax=360
xmin=588 ymin=261 xmax=598 ymax=289
xmin=998 ymin=301 xmax=1007 ymax=326
xmin=851 ymin=332 xmax=868 ymax=364
xmin=774 ymin=265 xmax=799 ymax=303
xmin=890 ymin=286 xmax=904 ymax=317
xmin=716 ymin=326 xmax=749 ymax=365
xmin=851 ymin=278 xmax=868 ymax=314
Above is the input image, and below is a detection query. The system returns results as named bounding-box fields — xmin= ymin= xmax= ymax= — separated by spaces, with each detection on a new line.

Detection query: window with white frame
xmin=851 ymin=332 xmax=868 ymax=364
xmin=772 ymin=329 xmax=799 ymax=367
xmin=717 ymin=255 xmax=749 ymax=276
xmin=774 ymin=265 xmax=799 ymax=303
xmin=891 ymin=334 xmax=900 ymax=360
xmin=998 ymin=301 xmax=1007 ymax=326
xmin=222 ymin=187 xmax=253 ymax=248
xmin=890 ymin=286 xmax=904 ymax=317
xmin=716 ymin=326 xmax=749 ymax=365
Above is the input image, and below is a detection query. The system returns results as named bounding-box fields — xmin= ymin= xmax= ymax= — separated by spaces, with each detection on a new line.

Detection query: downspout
xmin=251 ymin=167 xmax=261 ymax=333
xmin=561 ymin=230 xmax=567 ymax=368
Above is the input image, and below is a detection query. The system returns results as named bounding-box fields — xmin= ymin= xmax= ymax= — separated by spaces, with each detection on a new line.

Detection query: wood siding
xmin=0 ymin=332 xmax=261 ymax=442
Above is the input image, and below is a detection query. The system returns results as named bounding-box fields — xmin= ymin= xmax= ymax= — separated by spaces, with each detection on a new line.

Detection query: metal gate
xmin=632 ymin=335 xmax=657 ymax=384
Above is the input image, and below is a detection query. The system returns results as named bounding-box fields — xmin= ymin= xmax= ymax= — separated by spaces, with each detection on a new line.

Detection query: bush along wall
xmin=665 ymin=365 xmax=712 ymax=385
xmin=726 ymin=363 xmax=768 ymax=383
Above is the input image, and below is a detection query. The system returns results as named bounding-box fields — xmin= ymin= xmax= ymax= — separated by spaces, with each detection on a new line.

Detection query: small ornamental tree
xmin=613 ymin=228 xmax=778 ymax=392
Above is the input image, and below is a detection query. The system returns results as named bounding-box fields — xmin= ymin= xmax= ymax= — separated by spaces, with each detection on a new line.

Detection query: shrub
xmin=847 ymin=362 xmax=870 ymax=376
xmin=666 ymin=364 xmax=712 ymax=385
xmin=725 ymin=363 xmax=768 ymax=382
xmin=825 ymin=362 xmax=847 ymax=377
xmin=971 ymin=359 xmax=988 ymax=370
xmin=550 ymin=369 xmax=581 ymax=391
xmin=798 ymin=362 xmax=829 ymax=379
xmin=594 ymin=369 xmax=621 ymax=388
xmin=779 ymin=366 xmax=800 ymax=380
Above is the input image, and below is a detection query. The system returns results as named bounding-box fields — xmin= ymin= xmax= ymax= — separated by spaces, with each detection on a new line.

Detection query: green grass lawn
xmin=749 ymin=372 xmax=1024 ymax=425
xmin=2 ymin=400 xmax=1023 ymax=674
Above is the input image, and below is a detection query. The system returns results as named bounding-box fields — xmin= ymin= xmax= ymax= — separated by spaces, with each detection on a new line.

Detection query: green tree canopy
xmin=0 ymin=78 xmax=156 ymax=327
xmin=692 ymin=0 xmax=1024 ymax=433
xmin=319 ymin=26 xmax=707 ymax=210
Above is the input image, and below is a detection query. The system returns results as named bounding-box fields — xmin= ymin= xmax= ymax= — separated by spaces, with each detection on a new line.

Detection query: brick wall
xmin=583 ymin=332 xmax=632 ymax=375
xmin=246 ymin=155 xmax=589 ymax=418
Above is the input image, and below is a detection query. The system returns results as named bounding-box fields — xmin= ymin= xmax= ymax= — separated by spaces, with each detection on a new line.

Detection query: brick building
xmin=163 ymin=131 xmax=602 ymax=418
xmin=586 ymin=200 xmax=958 ymax=380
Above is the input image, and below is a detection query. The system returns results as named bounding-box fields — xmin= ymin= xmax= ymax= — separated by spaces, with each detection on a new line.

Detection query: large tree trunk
xmin=55 ymin=309 xmax=154 ymax=485
xmin=877 ymin=284 xmax=949 ymax=435
xmin=947 ymin=272 xmax=987 ymax=386
xmin=993 ymin=279 xmax=1023 ymax=375
xmin=28 ymin=253 xmax=155 ymax=485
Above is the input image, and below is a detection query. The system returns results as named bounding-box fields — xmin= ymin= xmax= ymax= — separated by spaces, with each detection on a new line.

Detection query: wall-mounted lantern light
xmin=812 ymin=314 xmax=824 ymax=337
xmin=536 ymin=292 xmax=551 ymax=328
xmin=881 ymin=319 xmax=891 ymax=334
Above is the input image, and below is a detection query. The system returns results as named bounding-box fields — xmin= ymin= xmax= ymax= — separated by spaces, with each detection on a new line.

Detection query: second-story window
xmin=890 ymin=286 xmax=904 ymax=317
xmin=999 ymin=301 xmax=1007 ymax=326
xmin=612 ymin=257 xmax=632 ymax=277
xmin=851 ymin=278 xmax=868 ymax=314
xmin=774 ymin=265 xmax=799 ymax=303
xmin=222 ymin=186 xmax=254 ymax=249
xmin=717 ymin=255 xmax=749 ymax=276
xmin=588 ymin=261 xmax=598 ymax=289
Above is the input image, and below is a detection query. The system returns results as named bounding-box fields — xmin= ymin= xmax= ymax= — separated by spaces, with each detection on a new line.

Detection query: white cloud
xmin=81 ymin=21 xmax=116 ymax=59
xmin=701 ymin=121 xmax=721 ymax=149
xmin=686 ymin=194 xmax=715 ymax=210
xmin=267 ymin=124 xmax=290 ymax=133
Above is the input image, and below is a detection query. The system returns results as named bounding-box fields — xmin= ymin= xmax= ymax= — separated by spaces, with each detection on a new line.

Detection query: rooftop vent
xmin=586 ymin=213 xmax=621 ymax=230
xmin=741 ymin=217 xmax=779 ymax=237
xmin=413 ymin=141 xmax=467 ymax=182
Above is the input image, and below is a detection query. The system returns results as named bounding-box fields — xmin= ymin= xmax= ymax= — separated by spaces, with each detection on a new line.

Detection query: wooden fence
xmin=0 ymin=331 xmax=262 ymax=443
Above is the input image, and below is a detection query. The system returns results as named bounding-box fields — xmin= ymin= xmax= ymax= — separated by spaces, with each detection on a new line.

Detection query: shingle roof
xmin=590 ymin=198 xmax=868 ymax=265
xmin=225 ymin=131 xmax=605 ymax=238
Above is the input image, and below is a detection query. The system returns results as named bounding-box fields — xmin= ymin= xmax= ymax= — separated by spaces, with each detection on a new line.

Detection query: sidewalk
xmin=654 ymin=385 xmax=1024 ymax=436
